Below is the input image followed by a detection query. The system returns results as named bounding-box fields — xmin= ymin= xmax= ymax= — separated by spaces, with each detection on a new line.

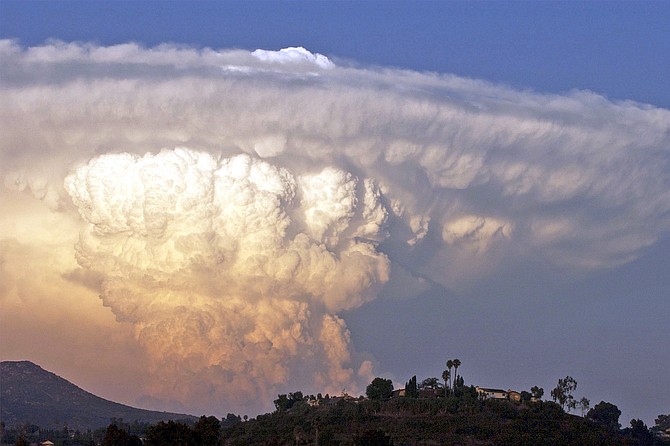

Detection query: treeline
xmin=0 ymin=418 xmax=150 ymax=446
xmin=1 ymin=422 xmax=98 ymax=446
xmin=4 ymin=402 xmax=668 ymax=446
xmin=3 ymin=371 xmax=669 ymax=446
xmin=0 ymin=416 xmax=219 ymax=446
xmin=2 ymin=358 xmax=667 ymax=445
xmin=228 ymin=398 xmax=668 ymax=446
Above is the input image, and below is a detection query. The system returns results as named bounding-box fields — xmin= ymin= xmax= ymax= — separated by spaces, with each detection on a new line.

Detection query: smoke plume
xmin=1 ymin=40 xmax=669 ymax=414
xmin=62 ymin=148 xmax=388 ymax=409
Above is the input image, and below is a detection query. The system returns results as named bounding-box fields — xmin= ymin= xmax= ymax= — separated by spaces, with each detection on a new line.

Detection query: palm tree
xmin=421 ymin=377 xmax=440 ymax=389
xmin=446 ymin=360 xmax=454 ymax=393
xmin=452 ymin=359 xmax=461 ymax=393
xmin=442 ymin=369 xmax=450 ymax=397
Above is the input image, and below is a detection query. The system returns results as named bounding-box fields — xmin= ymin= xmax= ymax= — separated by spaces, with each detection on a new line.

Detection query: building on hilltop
xmin=476 ymin=387 xmax=525 ymax=402
xmin=392 ymin=388 xmax=406 ymax=398
xmin=475 ymin=387 xmax=508 ymax=400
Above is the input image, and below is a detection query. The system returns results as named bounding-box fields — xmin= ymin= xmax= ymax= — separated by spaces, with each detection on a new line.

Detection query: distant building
xmin=392 ymin=388 xmax=406 ymax=398
xmin=476 ymin=386 xmax=508 ymax=400
xmin=323 ymin=392 xmax=358 ymax=405
xmin=41 ymin=441 xmax=55 ymax=446
xmin=476 ymin=386 xmax=525 ymax=402
xmin=657 ymin=428 xmax=670 ymax=439
xmin=507 ymin=390 xmax=522 ymax=402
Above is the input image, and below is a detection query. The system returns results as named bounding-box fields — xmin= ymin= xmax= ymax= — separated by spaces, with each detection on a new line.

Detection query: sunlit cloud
xmin=1 ymin=40 xmax=669 ymax=414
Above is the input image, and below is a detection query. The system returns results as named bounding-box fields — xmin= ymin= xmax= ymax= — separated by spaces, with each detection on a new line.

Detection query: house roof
xmin=476 ymin=387 xmax=507 ymax=393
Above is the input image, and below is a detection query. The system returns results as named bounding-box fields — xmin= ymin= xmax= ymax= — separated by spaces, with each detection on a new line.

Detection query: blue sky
xmin=2 ymin=0 xmax=669 ymax=107
xmin=1 ymin=0 xmax=668 ymax=427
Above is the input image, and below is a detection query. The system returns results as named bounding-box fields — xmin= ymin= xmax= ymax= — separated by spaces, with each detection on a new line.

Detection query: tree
xmin=366 ymin=377 xmax=393 ymax=399
xmin=274 ymin=391 xmax=305 ymax=411
xmin=274 ymin=394 xmax=291 ymax=411
xmin=193 ymin=415 xmax=220 ymax=446
xmin=578 ymin=397 xmax=590 ymax=417
xmin=442 ymin=370 xmax=450 ymax=397
xmin=452 ymin=359 xmax=461 ymax=391
xmin=290 ymin=391 xmax=304 ymax=402
xmin=550 ymin=376 xmax=577 ymax=412
xmin=221 ymin=413 xmax=241 ymax=428
xmin=102 ymin=424 xmax=126 ymax=446
xmin=654 ymin=413 xmax=670 ymax=433
xmin=102 ymin=423 xmax=142 ymax=446
xmin=419 ymin=377 xmax=440 ymax=389
xmin=404 ymin=375 xmax=418 ymax=398
xmin=453 ymin=375 xmax=465 ymax=396
xmin=629 ymin=419 xmax=654 ymax=446
xmin=145 ymin=420 xmax=194 ymax=446
xmin=530 ymin=386 xmax=544 ymax=401
xmin=446 ymin=360 xmax=454 ymax=393
xmin=586 ymin=401 xmax=621 ymax=432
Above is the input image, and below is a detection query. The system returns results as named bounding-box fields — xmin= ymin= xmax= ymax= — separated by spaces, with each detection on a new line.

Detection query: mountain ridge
xmin=0 ymin=360 xmax=197 ymax=429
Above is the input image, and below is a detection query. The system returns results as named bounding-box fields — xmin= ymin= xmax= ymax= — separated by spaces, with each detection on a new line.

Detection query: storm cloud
xmin=1 ymin=40 xmax=669 ymax=415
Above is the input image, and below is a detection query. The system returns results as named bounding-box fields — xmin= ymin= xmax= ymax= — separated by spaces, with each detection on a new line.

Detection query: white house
xmin=476 ymin=386 xmax=508 ymax=400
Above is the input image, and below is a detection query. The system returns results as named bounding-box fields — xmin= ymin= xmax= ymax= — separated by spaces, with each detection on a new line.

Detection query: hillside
xmin=0 ymin=361 xmax=196 ymax=430
xmin=220 ymin=397 xmax=640 ymax=446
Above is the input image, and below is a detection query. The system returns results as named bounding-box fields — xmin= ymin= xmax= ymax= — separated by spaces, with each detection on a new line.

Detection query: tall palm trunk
xmin=446 ymin=360 xmax=454 ymax=395
xmin=452 ymin=358 xmax=461 ymax=394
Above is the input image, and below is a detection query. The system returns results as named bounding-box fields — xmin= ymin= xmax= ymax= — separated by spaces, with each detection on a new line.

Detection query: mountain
xmin=0 ymin=360 xmax=197 ymax=430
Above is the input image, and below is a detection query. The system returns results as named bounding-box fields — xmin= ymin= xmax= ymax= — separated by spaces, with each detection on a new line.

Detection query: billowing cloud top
xmin=251 ymin=46 xmax=334 ymax=69
xmin=1 ymin=40 xmax=669 ymax=414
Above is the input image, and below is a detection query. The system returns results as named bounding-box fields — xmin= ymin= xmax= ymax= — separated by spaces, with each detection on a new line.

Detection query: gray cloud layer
xmin=1 ymin=40 xmax=669 ymax=414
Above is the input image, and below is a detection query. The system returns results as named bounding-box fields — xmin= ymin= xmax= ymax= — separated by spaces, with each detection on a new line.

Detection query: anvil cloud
xmin=1 ymin=40 xmax=669 ymax=415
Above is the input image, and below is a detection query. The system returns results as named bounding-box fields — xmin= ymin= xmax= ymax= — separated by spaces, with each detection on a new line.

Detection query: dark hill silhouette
xmin=0 ymin=360 xmax=196 ymax=429
xmin=221 ymin=397 xmax=637 ymax=446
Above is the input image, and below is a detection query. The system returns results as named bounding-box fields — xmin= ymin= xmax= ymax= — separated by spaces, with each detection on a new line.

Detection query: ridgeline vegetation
xmin=2 ymin=359 xmax=669 ymax=445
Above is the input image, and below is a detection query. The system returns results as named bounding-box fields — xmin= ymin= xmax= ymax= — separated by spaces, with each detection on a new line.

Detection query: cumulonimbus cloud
xmin=1 ymin=40 xmax=669 ymax=414
xmin=62 ymin=148 xmax=389 ymax=410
